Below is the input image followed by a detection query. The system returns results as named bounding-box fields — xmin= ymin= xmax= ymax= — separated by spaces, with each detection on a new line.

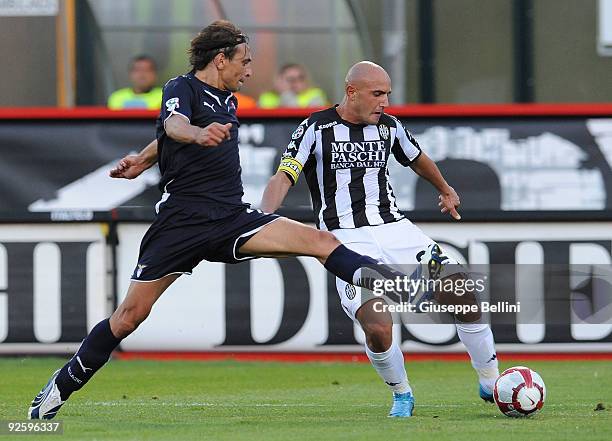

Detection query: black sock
xmin=55 ymin=318 xmax=122 ymax=400
xmin=324 ymin=245 xmax=379 ymax=284
xmin=325 ymin=245 xmax=414 ymax=303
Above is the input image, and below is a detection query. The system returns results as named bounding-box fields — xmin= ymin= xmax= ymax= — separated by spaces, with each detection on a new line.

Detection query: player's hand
xmin=195 ymin=122 xmax=233 ymax=147
xmin=109 ymin=155 xmax=150 ymax=179
xmin=438 ymin=186 xmax=461 ymax=220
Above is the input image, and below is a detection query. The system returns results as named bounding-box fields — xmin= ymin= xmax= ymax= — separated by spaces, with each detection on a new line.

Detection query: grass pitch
xmin=1 ymin=357 xmax=610 ymax=441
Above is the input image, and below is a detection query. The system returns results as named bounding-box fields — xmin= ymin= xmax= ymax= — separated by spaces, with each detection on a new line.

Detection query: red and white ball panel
xmin=494 ymin=366 xmax=546 ymax=417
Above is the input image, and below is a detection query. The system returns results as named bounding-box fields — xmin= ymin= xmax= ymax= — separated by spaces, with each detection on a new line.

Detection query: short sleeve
xmin=161 ymin=77 xmax=193 ymax=126
xmin=390 ymin=116 xmax=422 ymax=167
xmin=278 ymin=118 xmax=316 ymax=185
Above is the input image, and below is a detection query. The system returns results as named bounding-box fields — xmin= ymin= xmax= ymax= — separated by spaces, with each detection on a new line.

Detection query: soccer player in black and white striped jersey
xmin=261 ymin=61 xmax=499 ymax=417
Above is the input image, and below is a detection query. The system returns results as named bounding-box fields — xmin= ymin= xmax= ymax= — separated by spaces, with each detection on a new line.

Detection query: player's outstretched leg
xmin=28 ymin=274 xmax=179 ymax=419
xmin=357 ymin=299 xmax=414 ymax=417
xmin=239 ymin=217 xmax=407 ymax=294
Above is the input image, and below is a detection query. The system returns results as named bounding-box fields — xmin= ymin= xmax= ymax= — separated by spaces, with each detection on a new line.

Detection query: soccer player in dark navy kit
xmin=28 ymin=21 xmax=412 ymax=420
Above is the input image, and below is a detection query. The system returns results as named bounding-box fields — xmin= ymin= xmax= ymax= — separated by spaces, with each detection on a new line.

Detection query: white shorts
xmin=332 ymin=219 xmax=435 ymax=321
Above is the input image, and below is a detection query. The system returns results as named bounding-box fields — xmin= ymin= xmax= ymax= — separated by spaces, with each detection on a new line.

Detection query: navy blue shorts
xmin=131 ymin=199 xmax=280 ymax=281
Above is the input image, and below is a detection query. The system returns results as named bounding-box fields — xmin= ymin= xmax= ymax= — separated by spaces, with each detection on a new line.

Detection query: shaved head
xmin=337 ymin=61 xmax=392 ymax=125
xmin=345 ymin=61 xmax=390 ymax=87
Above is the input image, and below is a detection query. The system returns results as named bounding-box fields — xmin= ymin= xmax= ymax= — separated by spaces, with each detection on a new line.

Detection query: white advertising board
xmin=117 ymin=222 xmax=612 ymax=353
xmin=0 ymin=224 xmax=108 ymax=353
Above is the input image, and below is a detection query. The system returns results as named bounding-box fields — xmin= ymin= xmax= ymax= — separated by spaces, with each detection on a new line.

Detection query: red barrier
xmin=114 ymin=351 xmax=612 ymax=363
xmin=1 ymin=103 xmax=612 ymax=120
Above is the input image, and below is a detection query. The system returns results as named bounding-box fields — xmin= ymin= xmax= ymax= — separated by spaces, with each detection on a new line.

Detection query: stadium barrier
xmin=1 ymin=104 xmax=611 ymax=354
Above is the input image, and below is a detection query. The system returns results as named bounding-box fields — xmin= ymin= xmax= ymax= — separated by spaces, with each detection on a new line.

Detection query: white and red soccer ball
xmin=494 ymin=366 xmax=546 ymax=417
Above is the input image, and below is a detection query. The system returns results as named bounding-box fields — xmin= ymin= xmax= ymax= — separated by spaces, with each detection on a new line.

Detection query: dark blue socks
xmin=55 ymin=318 xmax=122 ymax=400
xmin=324 ymin=244 xmax=379 ymax=285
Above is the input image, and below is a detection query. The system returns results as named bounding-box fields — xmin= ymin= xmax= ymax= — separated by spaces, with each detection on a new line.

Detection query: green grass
xmin=1 ymin=357 xmax=610 ymax=441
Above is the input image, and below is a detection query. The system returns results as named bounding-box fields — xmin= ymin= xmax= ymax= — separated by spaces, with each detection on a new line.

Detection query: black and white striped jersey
xmin=278 ymin=106 xmax=422 ymax=231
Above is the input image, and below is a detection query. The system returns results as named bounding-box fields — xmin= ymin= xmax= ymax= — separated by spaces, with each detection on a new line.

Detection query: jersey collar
xmin=189 ymin=72 xmax=234 ymax=101
xmin=332 ymin=104 xmax=373 ymax=128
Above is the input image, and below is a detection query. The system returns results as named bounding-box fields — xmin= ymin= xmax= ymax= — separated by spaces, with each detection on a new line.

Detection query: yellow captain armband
xmin=278 ymin=157 xmax=303 ymax=185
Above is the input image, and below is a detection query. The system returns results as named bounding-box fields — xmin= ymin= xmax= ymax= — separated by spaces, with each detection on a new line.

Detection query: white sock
xmin=456 ymin=322 xmax=499 ymax=392
xmin=365 ymin=342 xmax=412 ymax=395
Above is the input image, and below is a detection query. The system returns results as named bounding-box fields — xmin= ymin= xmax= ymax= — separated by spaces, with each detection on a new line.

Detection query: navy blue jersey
xmin=155 ymin=72 xmax=247 ymax=218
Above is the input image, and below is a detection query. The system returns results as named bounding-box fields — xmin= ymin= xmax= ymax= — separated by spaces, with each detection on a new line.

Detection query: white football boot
xmin=28 ymin=370 xmax=65 ymax=419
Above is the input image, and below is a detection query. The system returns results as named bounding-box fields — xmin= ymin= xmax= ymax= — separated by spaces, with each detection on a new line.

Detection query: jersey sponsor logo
xmin=317 ymin=121 xmax=338 ymax=130
xmin=287 ymin=140 xmax=297 ymax=151
xmin=291 ymin=125 xmax=305 ymax=139
xmin=165 ymin=97 xmax=180 ymax=112
xmin=345 ymin=284 xmax=357 ymax=300
xmin=379 ymin=124 xmax=389 ymax=140
xmin=203 ymin=102 xmax=216 ymax=112
xmin=330 ymin=141 xmax=387 ymax=169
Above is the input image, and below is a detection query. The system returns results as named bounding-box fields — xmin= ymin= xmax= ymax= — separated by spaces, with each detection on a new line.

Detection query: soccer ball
xmin=493 ymin=366 xmax=546 ymax=417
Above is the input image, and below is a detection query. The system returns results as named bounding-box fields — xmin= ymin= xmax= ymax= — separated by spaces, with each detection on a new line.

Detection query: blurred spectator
xmin=233 ymin=92 xmax=257 ymax=109
xmin=259 ymin=63 xmax=328 ymax=108
xmin=108 ymin=55 xmax=163 ymax=110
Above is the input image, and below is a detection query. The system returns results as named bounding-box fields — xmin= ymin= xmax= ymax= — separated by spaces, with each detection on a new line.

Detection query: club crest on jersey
xmin=345 ymin=284 xmax=357 ymax=300
xmin=378 ymin=124 xmax=389 ymax=140
xmin=165 ymin=97 xmax=179 ymax=112
xmin=291 ymin=125 xmax=305 ymax=140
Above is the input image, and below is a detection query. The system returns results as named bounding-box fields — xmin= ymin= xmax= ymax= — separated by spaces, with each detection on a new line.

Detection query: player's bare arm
xmin=260 ymin=171 xmax=292 ymax=213
xmin=164 ymin=114 xmax=232 ymax=146
xmin=110 ymin=118 xmax=233 ymax=180
xmin=409 ymin=153 xmax=461 ymax=220
xmin=109 ymin=139 xmax=158 ymax=179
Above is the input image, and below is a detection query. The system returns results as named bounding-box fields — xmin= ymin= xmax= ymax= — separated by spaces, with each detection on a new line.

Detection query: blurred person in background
xmin=108 ymin=55 xmax=163 ymax=110
xmin=259 ymin=63 xmax=327 ymax=108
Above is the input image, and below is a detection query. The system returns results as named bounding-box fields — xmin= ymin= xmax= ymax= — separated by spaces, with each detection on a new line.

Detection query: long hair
xmin=188 ymin=20 xmax=248 ymax=71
